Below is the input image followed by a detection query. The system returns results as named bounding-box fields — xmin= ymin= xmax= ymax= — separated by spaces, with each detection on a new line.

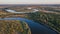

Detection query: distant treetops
xmin=0 ymin=20 xmax=31 ymax=34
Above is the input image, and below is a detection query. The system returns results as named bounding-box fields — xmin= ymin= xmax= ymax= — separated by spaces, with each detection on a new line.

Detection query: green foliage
xmin=26 ymin=11 xmax=60 ymax=33
xmin=0 ymin=20 xmax=31 ymax=34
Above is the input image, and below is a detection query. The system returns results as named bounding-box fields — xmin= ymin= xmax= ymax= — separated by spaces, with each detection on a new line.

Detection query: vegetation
xmin=26 ymin=11 xmax=60 ymax=33
xmin=44 ymin=7 xmax=60 ymax=12
xmin=0 ymin=20 xmax=31 ymax=34
xmin=0 ymin=5 xmax=60 ymax=34
xmin=0 ymin=10 xmax=26 ymax=18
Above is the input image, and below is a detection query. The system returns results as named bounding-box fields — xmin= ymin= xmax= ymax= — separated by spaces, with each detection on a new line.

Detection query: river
xmin=4 ymin=8 xmax=39 ymax=14
xmin=0 ymin=17 xmax=58 ymax=34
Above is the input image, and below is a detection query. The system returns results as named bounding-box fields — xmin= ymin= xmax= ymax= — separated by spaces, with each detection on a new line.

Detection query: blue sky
xmin=0 ymin=0 xmax=60 ymax=4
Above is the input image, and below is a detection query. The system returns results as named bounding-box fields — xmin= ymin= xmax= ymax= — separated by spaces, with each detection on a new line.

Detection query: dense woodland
xmin=0 ymin=20 xmax=31 ymax=34
xmin=26 ymin=11 xmax=60 ymax=33
xmin=0 ymin=6 xmax=60 ymax=34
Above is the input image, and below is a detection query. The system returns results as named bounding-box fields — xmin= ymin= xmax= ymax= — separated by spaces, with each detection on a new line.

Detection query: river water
xmin=4 ymin=9 xmax=39 ymax=14
xmin=0 ymin=17 xmax=58 ymax=34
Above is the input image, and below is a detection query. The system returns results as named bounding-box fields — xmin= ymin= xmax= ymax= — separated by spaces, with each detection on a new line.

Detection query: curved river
xmin=0 ymin=18 xmax=57 ymax=34
xmin=4 ymin=9 xmax=39 ymax=14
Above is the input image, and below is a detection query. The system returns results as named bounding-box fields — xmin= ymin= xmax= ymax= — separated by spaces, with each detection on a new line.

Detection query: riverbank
xmin=25 ymin=11 xmax=60 ymax=34
xmin=0 ymin=17 xmax=58 ymax=34
xmin=0 ymin=20 xmax=31 ymax=34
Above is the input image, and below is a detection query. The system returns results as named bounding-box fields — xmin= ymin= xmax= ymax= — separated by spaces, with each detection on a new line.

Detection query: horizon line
xmin=0 ymin=4 xmax=58 ymax=5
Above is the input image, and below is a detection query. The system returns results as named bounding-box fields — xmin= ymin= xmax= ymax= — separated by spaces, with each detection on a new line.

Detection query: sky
xmin=0 ymin=0 xmax=60 ymax=4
